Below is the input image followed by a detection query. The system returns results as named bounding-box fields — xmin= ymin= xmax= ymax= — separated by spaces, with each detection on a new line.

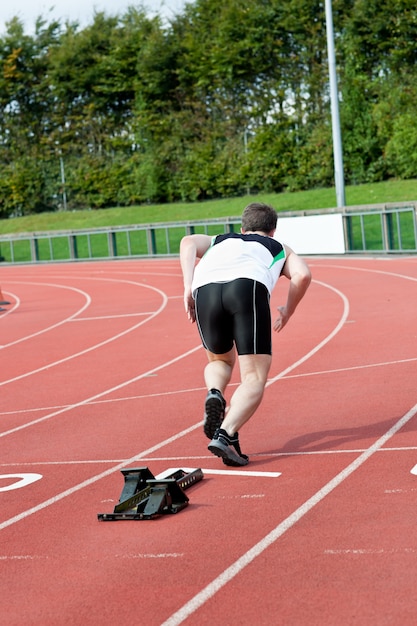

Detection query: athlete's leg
xmin=220 ymin=353 xmax=272 ymax=436
xmin=204 ymin=348 xmax=236 ymax=394
xmin=201 ymin=348 xmax=236 ymax=438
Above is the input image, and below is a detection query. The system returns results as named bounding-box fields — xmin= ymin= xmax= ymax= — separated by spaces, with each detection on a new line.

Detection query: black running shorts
xmin=194 ymin=278 xmax=272 ymax=355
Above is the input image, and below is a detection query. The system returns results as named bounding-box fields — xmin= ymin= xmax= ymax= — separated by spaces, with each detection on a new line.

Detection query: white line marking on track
xmin=217 ymin=493 xmax=266 ymax=500
xmin=409 ymin=464 xmax=417 ymax=475
xmin=0 ymin=473 xmax=42 ymax=492
xmin=0 ymin=293 xmax=20 ymax=319
xmin=114 ymin=553 xmax=184 ymax=559
xmin=160 ymin=400 xmax=417 ymax=626
xmin=283 ymin=356 xmax=417 ymax=379
xmin=157 ymin=467 xmax=281 ymax=478
xmin=0 ymin=555 xmax=48 ymax=560
xmin=324 ymin=548 xmax=417 ymax=555
xmin=385 ymin=488 xmax=417 ymax=493
xmin=0 ymin=552 xmax=183 ymax=560
xmin=71 ymin=312 xmax=156 ymax=321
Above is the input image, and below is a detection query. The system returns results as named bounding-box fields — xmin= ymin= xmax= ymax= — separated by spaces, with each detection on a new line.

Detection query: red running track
xmin=1 ymin=255 xmax=417 ymax=625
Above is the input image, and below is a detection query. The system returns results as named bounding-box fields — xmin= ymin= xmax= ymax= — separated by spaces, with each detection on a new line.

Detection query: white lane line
xmin=283 ymin=356 xmax=417 ymax=379
xmin=71 ymin=312 xmax=156 ymax=321
xmin=0 ymin=293 xmax=20 ymax=322
xmin=0 ymin=555 xmax=48 ymax=561
xmin=324 ymin=548 xmax=417 ymax=555
xmin=161 ymin=400 xmax=417 ymax=626
xmin=157 ymin=467 xmax=281 ymax=478
xmin=0 ymin=552 xmax=184 ymax=561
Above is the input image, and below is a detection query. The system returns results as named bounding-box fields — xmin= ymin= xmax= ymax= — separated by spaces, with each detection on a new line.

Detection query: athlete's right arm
xmin=180 ymin=235 xmax=212 ymax=322
xmin=273 ymin=246 xmax=311 ymax=332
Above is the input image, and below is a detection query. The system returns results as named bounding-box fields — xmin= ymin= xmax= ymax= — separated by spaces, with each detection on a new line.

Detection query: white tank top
xmin=192 ymin=233 xmax=286 ymax=296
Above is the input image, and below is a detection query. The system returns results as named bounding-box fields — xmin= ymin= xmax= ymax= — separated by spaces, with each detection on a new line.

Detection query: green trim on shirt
xmin=269 ymin=248 xmax=286 ymax=268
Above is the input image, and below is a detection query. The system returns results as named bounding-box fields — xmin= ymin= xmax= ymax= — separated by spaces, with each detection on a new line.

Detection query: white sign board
xmin=275 ymin=213 xmax=345 ymax=255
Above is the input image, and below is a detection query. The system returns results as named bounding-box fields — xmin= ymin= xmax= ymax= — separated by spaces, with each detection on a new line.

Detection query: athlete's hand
xmin=184 ymin=287 xmax=196 ymax=323
xmin=273 ymin=306 xmax=289 ymax=333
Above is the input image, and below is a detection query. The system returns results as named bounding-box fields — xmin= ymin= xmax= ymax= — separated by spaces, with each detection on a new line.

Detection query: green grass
xmin=1 ymin=178 xmax=417 ymax=235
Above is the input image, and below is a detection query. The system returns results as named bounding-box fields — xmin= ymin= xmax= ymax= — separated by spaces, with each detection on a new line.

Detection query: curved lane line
xmin=1 ymin=282 xmax=91 ymax=349
xmin=0 ymin=281 xmax=167 ymax=387
xmin=313 ymin=263 xmax=417 ymax=283
xmin=0 ymin=292 xmax=20 ymax=320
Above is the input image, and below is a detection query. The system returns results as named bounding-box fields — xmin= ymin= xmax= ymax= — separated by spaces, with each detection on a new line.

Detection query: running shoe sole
xmin=203 ymin=394 xmax=225 ymax=439
xmin=208 ymin=439 xmax=249 ymax=466
xmin=222 ymin=454 xmax=249 ymax=467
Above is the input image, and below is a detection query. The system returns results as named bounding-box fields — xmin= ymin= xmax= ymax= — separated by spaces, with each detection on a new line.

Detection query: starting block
xmin=97 ymin=467 xmax=203 ymax=521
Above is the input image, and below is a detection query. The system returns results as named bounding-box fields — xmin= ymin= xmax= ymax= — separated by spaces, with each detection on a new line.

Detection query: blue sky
xmin=0 ymin=0 xmax=189 ymax=33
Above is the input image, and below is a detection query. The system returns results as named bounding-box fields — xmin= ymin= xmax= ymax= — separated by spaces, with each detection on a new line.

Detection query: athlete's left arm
xmin=180 ymin=234 xmax=212 ymax=322
xmin=273 ymin=245 xmax=312 ymax=332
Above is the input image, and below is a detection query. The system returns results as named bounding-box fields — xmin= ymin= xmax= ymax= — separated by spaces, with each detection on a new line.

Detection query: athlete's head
xmin=241 ymin=203 xmax=278 ymax=235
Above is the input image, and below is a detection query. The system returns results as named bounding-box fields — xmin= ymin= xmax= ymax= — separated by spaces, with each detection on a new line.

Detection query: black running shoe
xmin=208 ymin=428 xmax=249 ymax=466
xmin=203 ymin=389 xmax=226 ymax=439
xmin=221 ymin=432 xmax=249 ymax=467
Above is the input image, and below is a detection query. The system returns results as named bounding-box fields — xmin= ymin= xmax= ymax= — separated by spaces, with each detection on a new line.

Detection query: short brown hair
xmin=241 ymin=202 xmax=278 ymax=234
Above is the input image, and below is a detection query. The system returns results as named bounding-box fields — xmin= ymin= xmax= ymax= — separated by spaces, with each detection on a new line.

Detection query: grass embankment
xmin=1 ymin=178 xmax=416 ymax=235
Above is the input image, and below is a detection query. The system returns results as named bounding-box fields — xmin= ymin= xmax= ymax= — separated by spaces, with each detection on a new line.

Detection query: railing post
xmin=30 ymin=237 xmax=40 ymax=262
xmin=107 ymin=231 xmax=117 ymax=257
xmin=343 ymin=215 xmax=353 ymax=251
xmin=146 ymin=228 xmax=156 ymax=255
xmin=381 ymin=209 xmax=394 ymax=251
xmin=413 ymin=203 xmax=417 ymax=249
xmin=69 ymin=234 xmax=78 ymax=259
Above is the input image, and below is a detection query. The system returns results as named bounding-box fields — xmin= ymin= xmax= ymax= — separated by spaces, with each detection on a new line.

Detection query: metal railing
xmin=342 ymin=202 xmax=417 ymax=253
xmin=0 ymin=202 xmax=416 ymax=264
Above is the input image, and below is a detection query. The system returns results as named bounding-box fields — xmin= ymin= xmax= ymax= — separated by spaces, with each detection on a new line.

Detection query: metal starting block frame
xmin=97 ymin=467 xmax=203 ymax=521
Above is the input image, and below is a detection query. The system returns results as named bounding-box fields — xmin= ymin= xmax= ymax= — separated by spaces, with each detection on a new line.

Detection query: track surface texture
xmin=1 ymin=255 xmax=417 ymax=625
